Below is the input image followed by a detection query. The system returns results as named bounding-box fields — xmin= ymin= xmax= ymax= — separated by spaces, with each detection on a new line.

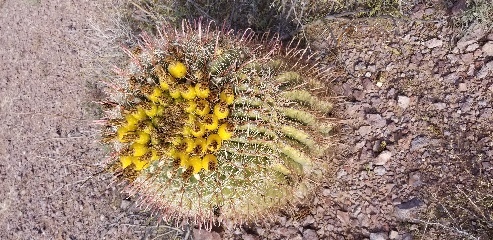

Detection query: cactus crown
xmin=102 ymin=20 xmax=334 ymax=228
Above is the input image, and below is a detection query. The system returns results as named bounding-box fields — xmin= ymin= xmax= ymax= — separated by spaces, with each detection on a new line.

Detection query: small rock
xmin=365 ymin=72 xmax=372 ymax=77
xmin=370 ymin=232 xmax=387 ymax=240
xmin=193 ymin=229 xmax=222 ymax=240
xmin=449 ymin=0 xmax=467 ymax=15
xmin=457 ymin=39 xmax=476 ymax=51
xmin=243 ymin=234 xmax=259 ymax=240
xmin=367 ymin=114 xmax=386 ymax=128
xmin=461 ymin=52 xmax=474 ymax=64
xmin=397 ymin=96 xmax=410 ymax=109
xmin=424 ymin=38 xmax=443 ymax=48
xmin=408 ymin=172 xmax=423 ymax=187
xmin=336 ymin=169 xmax=347 ymax=179
xmin=354 ymin=141 xmax=366 ymax=152
xmin=488 ymin=33 xmax=493 ymax=41
xmin=358 ymin=125 xmax=372 ymax=136
xmin=424 ymin=8 xmax=434 ymax=15
xmin=302 ymin=215 xmax=315 ymax=227
xmin=120 ymin=199 xmax=131 ymax=209
xmin=434 ymin=102 xmax=447 ymax=110
xmin=476 ymin=61 xmax=493 ymax=79
xmin=483 ymin=41 xmax=493 ymax=56
xmin=410 ymin=136 xmax=430 ymax=152
xmin=336 ymin=210 xmax=350 ymax=225
xmin=374 ymin=166 xmax=386 ymax=176
xmin=303 ymin=229 xmax=319 ymax=240
xmin=458 ymin=83 xmax=467 ymax=91
xmin=465 ymin=43 xmax=479 ymax=52
xmin=389 ymin=230 xmax=399 ymax=239
xmin=375 ymin=151 xmax=392 ymax=165
xmin=398 ymin=197 xmax=424 ymax=210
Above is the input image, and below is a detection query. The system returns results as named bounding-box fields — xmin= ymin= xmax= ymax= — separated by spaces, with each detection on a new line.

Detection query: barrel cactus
xmin=101 ymin=20 xmax=334 ymax=228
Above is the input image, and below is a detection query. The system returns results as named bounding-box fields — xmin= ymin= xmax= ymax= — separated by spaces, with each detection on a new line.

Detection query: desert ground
xmin=0 ymin=0 xmax=492 ymax=239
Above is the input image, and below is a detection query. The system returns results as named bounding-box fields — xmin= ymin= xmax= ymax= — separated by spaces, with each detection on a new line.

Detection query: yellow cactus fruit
xmin=177 ymin=152 xmax=189 ymax=167
xmin=168 ymin=85 xmax=182 ymax=99
xmin=194 ymin=137 xmax=207 ymax=154
xmin=189 ymin=156 xmax=203 ymax=174
xmin=191 ymin=121 xmax=206 ymax=138
xmin=218 ymin=123 xmax=233 ymax=140
xmin=182 ymin=125 xmax=192 ymax=136
xmin=156 ymin=105 xmax=165 ymax=116
xmin=202 ymin=114 xmax=219 ymax=131
xmin=220 ymin=88 xmax=235 ymax=105
xmin=206 ymin=134 xmax=222 ymax=152
xmin=168 ymin=148 xmax=178 ymax=158
xmin=180 ymin=85 xmax=196 ymax=100
xmin=167 ymin=61 xmax=187 ymax=79
xmin=147 ymin=87 xmax=163 ymax=103
xmin=184 ymin=138 xmax=196 ymax=153
xmin=213 ymin=102 xmax=230 ymax=119
xmin=195 ymin=99 xmax=210 ymax=116
xmin=172 ymin=136 xmax=183 ymax=146
xmin=131 ymin=107 xmax=148 ymax=121
xmin=184 ymin=101 xmax=196 ymax=113
xmin=194 ymin=83 xmax=210 ymax=98
xmin=119 ymin=156 xmax=134 ymax=169
xmin=125 ymin=114 xmax=139 ymax=128
xmin=142 ymin=123 xmax=154 ymax=134
xmin=159 ymin=75 xmax=173 ymax=90
xmin=134 ymin=131 xmax=150 ymax=144
xmin=144 ymin=104 xmax=159 ymax=117
xmin=117 ymin=126 xmax=131 ymax=142
xmin=202 ymin=154 xmax=217 ymax=171
xmin=132 ymin=143 xmax=148 ymax=157
xmin=150 ymin=150 xmax=160 ymax=161
xmin=133 ymin=158 xmax=149 ymax=171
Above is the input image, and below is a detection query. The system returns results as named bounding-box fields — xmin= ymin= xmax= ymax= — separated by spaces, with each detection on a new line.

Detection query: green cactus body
xmin=102 ymin=21 xmax=334 ymax=227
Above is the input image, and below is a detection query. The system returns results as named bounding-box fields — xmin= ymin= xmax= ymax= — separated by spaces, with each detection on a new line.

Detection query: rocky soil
xmin=0 ymin=0 xmax=491 ymax=240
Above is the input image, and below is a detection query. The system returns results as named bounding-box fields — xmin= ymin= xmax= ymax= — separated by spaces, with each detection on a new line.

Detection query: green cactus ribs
xmin=101 ymin=20 xmax=335 ymax=228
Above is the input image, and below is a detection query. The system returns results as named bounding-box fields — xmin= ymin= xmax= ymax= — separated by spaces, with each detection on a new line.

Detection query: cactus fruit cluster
xmin=101 ymin=20 xmax=334 ymax=227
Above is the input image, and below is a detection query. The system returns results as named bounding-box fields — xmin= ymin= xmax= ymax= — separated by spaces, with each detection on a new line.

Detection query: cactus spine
xmin=101 ymin=20 xmax=334 ymax=227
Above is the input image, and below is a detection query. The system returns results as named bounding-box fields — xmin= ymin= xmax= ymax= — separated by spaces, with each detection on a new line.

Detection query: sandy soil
xmin=1 ymin=0 xmax=492 ymax=240
xmin=0 ymin=1 xmax=148 ymax=239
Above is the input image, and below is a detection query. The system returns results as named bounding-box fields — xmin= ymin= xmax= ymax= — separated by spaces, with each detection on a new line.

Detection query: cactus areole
xmin=101 ymin=20 xmax=334 ymax=228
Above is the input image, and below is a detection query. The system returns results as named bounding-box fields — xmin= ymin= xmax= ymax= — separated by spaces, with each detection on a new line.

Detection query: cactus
xmin=101 ymin=20 xmax=334 ymax=228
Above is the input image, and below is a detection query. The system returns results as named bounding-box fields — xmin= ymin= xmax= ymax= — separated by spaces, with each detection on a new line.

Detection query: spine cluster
xmin=101 ymin=21 xmax=334 ymax=227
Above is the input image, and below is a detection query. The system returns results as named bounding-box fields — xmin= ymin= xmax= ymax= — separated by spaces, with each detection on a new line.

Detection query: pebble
xmin=389 ymin=231 xmax=399 ymax=239
xmin=336 ymin=210 xmax=350 ymax=225
xmin=397 ymin=96 xmax=410 ymax=109
xmin=374 ymin=166 xmax=386 ymax=176
xmin=370 ymin=232 xmax=387 ymax=240
xmin=424 ymin=38 xmax=443 ymax=48
xmin=367 ymin=114 xmax=386 ymax=128
xmin=243 ymin=234 xmax=259 ymax=240
xmin=193 ymin=229 xmax=222 ymax=240
xmin=410 ymin=136 xmax=430 ymax=152
xmin=482 ymin=41 xmax=493 ymax=56
xmin=358 ymin=125 xmax=372 ymax=136
xmin=458 ymin=83 xmax=467 ymax=91
xmin=303 ymin=229 xmax=319 ymax=240
xmin=465 ymin=43 xmax=479 ymax=52
xmin=375 ymin=151 xmax=392 ymax=165
xmin=303 ymin=215 xmax=316 ymax=227
xmin=488 ymin=33 xmax=493 ymax=41
xmin=408 ymin=172 xmax=423 ymax=187
xmin=120 ymin=199 xmax=131 ymax=209
xmin=477 ymin=61 xmax=493 ymax=78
